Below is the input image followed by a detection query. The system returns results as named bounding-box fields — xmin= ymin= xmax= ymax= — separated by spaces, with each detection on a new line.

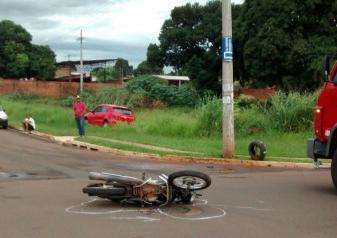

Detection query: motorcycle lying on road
xmin=83 ymin=170 xmax=211 ymax=206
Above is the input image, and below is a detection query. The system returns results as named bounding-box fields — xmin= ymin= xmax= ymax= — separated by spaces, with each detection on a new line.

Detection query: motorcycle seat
xmin=89 ymin=172 xmax=143 ymax=185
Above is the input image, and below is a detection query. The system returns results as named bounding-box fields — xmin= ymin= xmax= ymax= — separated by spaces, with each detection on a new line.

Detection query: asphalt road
xmin=0 ymin=129 xmax=336 ymax=238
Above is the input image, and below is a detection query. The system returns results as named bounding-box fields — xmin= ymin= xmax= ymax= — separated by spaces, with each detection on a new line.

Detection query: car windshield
xmin=0 ymin=106 xmax=3 ymax=111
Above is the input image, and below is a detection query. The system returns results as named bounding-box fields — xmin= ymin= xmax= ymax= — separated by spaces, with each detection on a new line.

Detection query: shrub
xmin=260 ymin=92 xmax=316 ymax=132
xmin=126 ymin=75 xmax=198 ymax=107
xmin=61 ymin=76 xmax=199 ymax=109
xmin=235 ymin=94 xmax=260 ymax=108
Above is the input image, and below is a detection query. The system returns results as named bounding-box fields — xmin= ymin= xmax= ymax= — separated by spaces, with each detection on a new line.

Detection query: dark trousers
xmin=75 ymin=117 xmax=85 ymax=136
xmin=22 ymin=122 xmax=34 ymax=131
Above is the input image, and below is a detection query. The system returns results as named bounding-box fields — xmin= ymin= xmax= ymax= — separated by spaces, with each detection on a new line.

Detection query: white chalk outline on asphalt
xmin=65 ymin=198 xmax=227 ymax=222
xmin=65 ymin=198 xmax=273 ymax=222
xmin=156 ymin=207 xmax=226 ymax=221
xmin=65 ymin=199 xmax=158 ymax=222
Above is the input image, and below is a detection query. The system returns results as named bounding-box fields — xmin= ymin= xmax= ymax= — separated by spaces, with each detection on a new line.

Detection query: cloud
xmin=0 ymin=0 xmax=244 ymax=66
xmin=49 ymin=37 xmax=147 ymax=65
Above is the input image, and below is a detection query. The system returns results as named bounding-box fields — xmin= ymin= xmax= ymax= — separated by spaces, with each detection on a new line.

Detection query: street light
xmin=77 ymin=29 xmax=84 ymax=93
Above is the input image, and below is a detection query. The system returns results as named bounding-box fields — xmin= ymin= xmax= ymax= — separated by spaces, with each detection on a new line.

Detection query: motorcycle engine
xmin=134 ymin=184 xmax=159 ymax=202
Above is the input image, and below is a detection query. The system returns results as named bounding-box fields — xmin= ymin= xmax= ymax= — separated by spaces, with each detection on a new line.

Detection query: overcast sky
xmin=0 ymin=0 xmax=244 ymax=66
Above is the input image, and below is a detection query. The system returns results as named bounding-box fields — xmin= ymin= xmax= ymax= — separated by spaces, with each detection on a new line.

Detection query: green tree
xmin=159 ymin=3 xmax=204 ymax=70
xmin=134 ymin=44 xmax=164 ymax=76
xmin=134 ymin=61 xmax=152 ymax=76
xmin=146 ymin=43 xmax=164 ymax=74
xmin=113 ymin=58 xmax=133 ymax=77
xmin=234 ymin=0 xmax=337 ymax=90
xmin=158 ymin=1 xmax=223 ymax=93
xmin=151 ymin=0 xmax=337 ymax=92
xmin=0 ymin=20 xmax=31 ymax=78
xmin=28 ymin=45 xmax=56 ymax=80
xmin=0 ymin=20 xmax=56 ymax=80
xmin=92 ymin=67 xmax=119 ymax=82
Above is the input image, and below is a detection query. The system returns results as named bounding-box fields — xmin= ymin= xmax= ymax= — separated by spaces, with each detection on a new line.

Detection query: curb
xmin=57 ymin=139 xmax=325 ymax=169
xmin=8 ymin=125 xmax=329 ymax=170
xmin=8 ymin=126 xmax=56 ymax=142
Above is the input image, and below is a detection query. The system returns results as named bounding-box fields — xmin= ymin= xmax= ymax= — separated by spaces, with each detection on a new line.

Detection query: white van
xmin=0 ymin=106 xmax=8 ymax=129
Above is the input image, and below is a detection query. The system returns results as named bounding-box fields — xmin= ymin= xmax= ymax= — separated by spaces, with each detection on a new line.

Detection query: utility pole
xmin=222 ymin=0 xmax=235 ymax=158
xmin=79 ymin=29 xmax=84 ymax=93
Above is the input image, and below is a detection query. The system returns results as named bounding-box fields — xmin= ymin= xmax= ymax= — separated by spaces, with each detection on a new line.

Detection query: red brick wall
xmin=239 ymin=87 xmax=276 ymax=100
xmin=0 ymin=79 xmax=123 ymax=98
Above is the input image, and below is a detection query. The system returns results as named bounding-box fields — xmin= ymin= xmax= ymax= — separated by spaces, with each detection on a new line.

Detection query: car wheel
xmin=102 ymin=120 xmax=109 ymax=127
xmin=3 ymin=121 xmax=8 ymax=129
xmin=332 ymin=150 xmax=337 ymax=190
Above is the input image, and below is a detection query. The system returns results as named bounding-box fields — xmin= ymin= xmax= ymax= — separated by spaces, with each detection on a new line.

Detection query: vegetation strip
xmin=87 ymin=136 xmax=203 ymax=155
xmin=0 ymin=92 xmax=314 ymax=162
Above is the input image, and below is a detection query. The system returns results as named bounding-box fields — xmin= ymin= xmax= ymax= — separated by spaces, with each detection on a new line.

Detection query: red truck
xmin=307 ymin=56 xmax=337 ymax=189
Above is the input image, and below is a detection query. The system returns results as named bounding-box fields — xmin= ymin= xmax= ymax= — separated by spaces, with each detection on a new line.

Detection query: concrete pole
xmin=222 ymin=0 xmax=235 ymax=158
xmin=80 ymin=29 xmax=84 ymax=93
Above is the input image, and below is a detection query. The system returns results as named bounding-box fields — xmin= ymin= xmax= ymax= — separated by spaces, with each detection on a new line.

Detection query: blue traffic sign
xmin=222 ymin=37 xmax=233 ymax=62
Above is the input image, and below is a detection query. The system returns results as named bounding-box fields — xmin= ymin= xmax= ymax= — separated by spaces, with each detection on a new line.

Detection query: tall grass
xmin=195 ymin=91 xmax=317 ymax=135
xmin=195 ymin=98 xmax=222 ymax=136
xmin=261 ymin=92 xmax=316 ymax=132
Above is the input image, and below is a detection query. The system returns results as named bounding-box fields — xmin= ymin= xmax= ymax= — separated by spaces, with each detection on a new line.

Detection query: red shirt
xmin=73 ymin=101 xmax=87 ymax=118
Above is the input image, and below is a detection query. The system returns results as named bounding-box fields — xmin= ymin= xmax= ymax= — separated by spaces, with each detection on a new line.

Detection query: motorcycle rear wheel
xmin=168 ymin=171 xmax=211 ymax=191
xmin=82 ymin=183 xmax=127 ymax=200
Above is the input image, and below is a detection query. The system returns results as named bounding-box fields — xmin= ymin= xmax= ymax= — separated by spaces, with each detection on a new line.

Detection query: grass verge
xmin=0 ymin=95 xmax=312 ymax=162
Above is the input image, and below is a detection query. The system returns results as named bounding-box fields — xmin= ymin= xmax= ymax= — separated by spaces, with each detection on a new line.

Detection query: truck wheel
xmin=248 ymin=141 xmax=267 ymax=161
xmin=332 ymin=151 xmax=337 ymax=190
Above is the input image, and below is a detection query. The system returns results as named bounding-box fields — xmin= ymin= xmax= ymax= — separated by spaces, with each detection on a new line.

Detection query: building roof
xmin=153 ymin=75 xmax=190 ymax=81
xmin=57 ymin=59 xmax=117 ymax=67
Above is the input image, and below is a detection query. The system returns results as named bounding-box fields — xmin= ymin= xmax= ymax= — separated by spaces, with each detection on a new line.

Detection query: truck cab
xmin=307 ymin=55 xmax=337 ymax=189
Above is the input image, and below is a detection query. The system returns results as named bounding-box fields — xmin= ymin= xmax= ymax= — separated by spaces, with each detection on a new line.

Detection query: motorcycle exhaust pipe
xmin=89 ymin=172 xmax=109 ymax=181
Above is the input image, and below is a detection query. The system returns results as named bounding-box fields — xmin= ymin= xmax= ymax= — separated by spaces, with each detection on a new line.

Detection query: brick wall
xmin=55 ymin=66 xmax=73 ymax=78
xmin=0 ymin=79 xmax=123 ymax=98
xmin=239 ymin=87 xmax=276 ymax=100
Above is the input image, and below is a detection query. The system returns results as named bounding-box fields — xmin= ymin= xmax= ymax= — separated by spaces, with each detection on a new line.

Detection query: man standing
xmin=73 ymin=95 xmax=87 ymax=137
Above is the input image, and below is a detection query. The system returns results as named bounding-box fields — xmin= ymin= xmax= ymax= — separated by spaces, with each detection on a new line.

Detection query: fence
xmin=239 ymin=87 xmax=276 ymax=100
xmin=0 ymin=79 xmax=123 ymax=98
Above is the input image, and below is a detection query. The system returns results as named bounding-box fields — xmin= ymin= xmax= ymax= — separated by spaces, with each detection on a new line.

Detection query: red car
xmin=85 ymin=104 xmax=135 ymax=126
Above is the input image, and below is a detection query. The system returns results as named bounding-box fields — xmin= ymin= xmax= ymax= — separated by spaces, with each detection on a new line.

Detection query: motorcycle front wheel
xmin=168 ymin=171 xmax=211 ymax=191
